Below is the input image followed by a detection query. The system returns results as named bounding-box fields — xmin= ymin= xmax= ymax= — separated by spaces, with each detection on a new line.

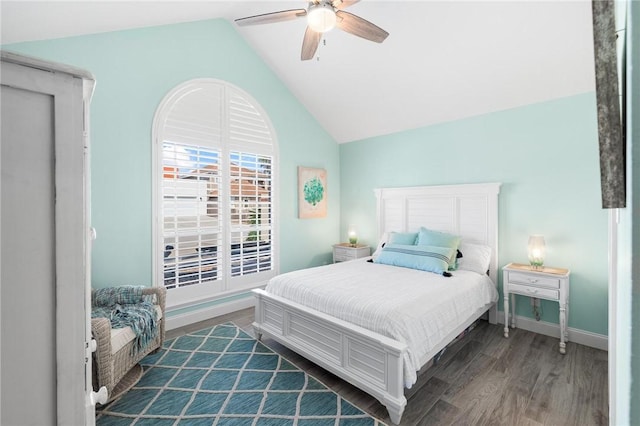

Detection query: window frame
xmin=152 ymin=78 xmax=279 ymax=309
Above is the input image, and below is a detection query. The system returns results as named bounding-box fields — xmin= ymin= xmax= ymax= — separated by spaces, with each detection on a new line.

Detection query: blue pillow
xmin=388 ymin=231 xmax=418 ymax=245
xmin=374 ymin=243 xmax=454 ymax=275
xmin=416 ymin=227 xmax=461 ymax=268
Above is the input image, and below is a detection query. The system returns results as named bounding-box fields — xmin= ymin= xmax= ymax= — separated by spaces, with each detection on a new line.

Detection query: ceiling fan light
xmin=307 ymin=3 xmax=336 ymax=33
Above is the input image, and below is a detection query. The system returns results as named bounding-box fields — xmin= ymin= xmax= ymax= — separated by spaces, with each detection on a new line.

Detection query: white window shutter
xmin=154 ymin=79 xmax=277 ymax=305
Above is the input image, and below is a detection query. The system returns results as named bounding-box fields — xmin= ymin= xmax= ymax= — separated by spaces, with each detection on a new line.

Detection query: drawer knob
xmin=527 ymin=288 xmax=538 ymax=294
xmin=528 ymin=278 xmax=539 ymax=283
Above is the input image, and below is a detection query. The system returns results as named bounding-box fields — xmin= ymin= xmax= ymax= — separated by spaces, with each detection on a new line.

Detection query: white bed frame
xmin=252 ymin=183 xmax=501 ymax=424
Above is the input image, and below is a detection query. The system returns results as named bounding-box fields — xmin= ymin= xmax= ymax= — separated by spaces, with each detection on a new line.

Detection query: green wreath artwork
xmin=298 ymin=167 xmax=327 ymax=218
xmin=303 ymin=177 xmax=324 ymax=206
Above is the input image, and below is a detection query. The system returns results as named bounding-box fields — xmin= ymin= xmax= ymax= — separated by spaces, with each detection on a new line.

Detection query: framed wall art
xmin=298 ymin=167 xmax=327 ymax=219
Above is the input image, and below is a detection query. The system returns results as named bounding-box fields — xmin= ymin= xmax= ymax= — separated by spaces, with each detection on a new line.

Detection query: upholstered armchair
xmin=91 ymin=286 xmax=166 ymax=402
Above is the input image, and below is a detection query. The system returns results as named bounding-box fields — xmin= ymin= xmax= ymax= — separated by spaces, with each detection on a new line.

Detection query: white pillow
xmin=457 ymin=241 xmax=492 ymax=275
xmin=371 ymin=232 xmax=389 ymax=261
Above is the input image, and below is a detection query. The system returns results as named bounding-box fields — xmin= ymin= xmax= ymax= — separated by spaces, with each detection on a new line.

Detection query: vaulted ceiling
xmin=1 ymin=1 xmax=596 ymax=143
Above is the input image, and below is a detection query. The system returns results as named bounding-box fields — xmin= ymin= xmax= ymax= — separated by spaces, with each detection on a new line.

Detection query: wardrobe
xmin=1 ymin=51 xmax=98 ymax=424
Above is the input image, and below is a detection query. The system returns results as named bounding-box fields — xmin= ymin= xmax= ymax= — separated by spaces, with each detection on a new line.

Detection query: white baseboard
xmin=165 ymin=294 xmax=255 ymax=331
xmin=497 ymin=314 xmax=608 ymax=351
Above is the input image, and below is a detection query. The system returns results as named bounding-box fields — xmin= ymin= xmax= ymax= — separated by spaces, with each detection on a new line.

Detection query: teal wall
xmin=340 ymin=93 xmax=608 ymax=335
xmin=4 ymin=19 xmax=341 ymax=288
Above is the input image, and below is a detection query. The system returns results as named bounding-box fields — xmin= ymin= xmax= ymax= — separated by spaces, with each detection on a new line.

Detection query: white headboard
xmin=374 ymin=183 xmax=501 ymax=285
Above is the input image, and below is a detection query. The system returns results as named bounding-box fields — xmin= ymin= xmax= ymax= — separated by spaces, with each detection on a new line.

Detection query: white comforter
xmin=265 ymin=259 xmax=498 ymax=387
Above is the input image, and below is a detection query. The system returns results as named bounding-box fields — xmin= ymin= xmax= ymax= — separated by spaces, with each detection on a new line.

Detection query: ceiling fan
xmin=235 ymin=0 xmax=389 ymax=61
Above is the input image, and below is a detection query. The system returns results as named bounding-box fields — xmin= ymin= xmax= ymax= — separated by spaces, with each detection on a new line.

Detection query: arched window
xmin=152 ymin=79 xmax=278 ymax=307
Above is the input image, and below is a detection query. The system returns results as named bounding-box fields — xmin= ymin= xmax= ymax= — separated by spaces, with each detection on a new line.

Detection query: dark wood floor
xmin=167 ymin=308 xmax=608 ymax=426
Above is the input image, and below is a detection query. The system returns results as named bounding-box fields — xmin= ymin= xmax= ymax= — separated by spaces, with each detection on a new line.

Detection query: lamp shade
xmin=348 ymin=224 xmax=358 ymax=246
xmin=527 ymin=235 xmax=546 ymax=268
xmin=307 ymin=3 xmax=337 ymax=33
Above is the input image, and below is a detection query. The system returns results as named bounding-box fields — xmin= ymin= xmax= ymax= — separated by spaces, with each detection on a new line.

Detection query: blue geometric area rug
xmin=96 ymin=322 xmax=386 ymax=425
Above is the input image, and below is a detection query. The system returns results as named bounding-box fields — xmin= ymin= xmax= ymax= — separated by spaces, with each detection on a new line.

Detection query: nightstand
xmin=502 ymin=262 xmax=570 ymax=354
xmin=332 ymin=243 xmax=370 ymax=263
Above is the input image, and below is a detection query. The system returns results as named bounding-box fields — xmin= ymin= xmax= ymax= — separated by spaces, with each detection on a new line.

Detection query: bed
xmin=252 ymin=183 xmax=501 ymax=424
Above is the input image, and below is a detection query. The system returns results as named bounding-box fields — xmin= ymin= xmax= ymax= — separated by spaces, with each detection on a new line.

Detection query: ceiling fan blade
xmin=301 ymin=27 xmax=322 ymax=61
xmin=235 ymin=9 xmax=306 ymax=26
xmin=335 ymin=10 xmax=389 ymax=43
xmin=331 ymin=0 xmax=360 ymax=10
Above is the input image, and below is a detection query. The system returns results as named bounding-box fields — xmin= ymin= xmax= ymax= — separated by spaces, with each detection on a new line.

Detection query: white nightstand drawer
xmin=508 ymin=271 xmax=560 ymax=289
xmin=333 ymin=247 xmax=351 ymax=261
xmin=507 ymin=283 xmax=559 ymax=300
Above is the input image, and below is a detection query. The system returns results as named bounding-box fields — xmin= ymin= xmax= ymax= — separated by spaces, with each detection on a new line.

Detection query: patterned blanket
xmin=92 ymin=286 xmax=158 ymax=354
